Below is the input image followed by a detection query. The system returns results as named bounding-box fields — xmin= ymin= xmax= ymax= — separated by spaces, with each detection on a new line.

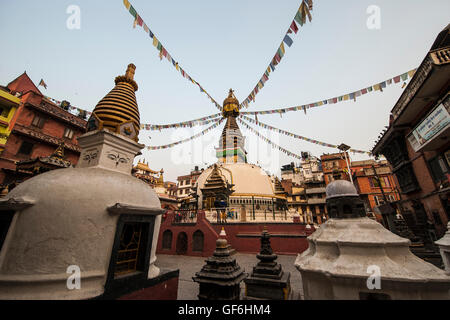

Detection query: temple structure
xmin=0 ymin=64 xmax=179 ymax=300
xmin=194 ymin=90 xmax=288 ymax=222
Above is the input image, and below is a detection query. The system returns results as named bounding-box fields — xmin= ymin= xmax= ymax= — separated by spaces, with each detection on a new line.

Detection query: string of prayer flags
xmin=240 ymin=68 xmax=417 ymax=116
xmin=237 ymin=118 xmax=303 ymax=160
xmin=43 ymin=95 xmax=93 ymax=118
xmin=123 ymin=0 xmax=223 ymax=111
xmin=140 ymin=114 xmax=222 ymax=130
xmin=241 ymin=115 xmax=371 ymax=155
xmin=146 ymin=118 xmax=224 ymax=150
xmin=240 ymin=0 xmax=314 ymax=110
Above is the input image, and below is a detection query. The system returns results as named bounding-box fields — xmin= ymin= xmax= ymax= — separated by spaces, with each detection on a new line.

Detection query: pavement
xmin=155 ymin=253 xmax=304 ymax=300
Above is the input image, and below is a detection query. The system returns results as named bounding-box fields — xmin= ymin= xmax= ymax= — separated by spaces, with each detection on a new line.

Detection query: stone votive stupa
xmin=243 ymin=227 xmax=292 ymax=300
xmin=193 ymin=236 xmax=247 ymax=300
xmin=295 ymin=179 xmax=450 ymax=300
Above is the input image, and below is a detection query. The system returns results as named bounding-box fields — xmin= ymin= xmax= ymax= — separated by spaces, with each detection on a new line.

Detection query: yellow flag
xmin=266 ymin=67 xmax=271 ymax=74
xmin=123 ymin=0 xmax=131 ymax=10
xmin=152 ymin=36 xmax=158 ymax=48
xmin=343 ymin=94 xmax=349 ymax=101
xmin=280 ymin=42 xmax=285 ymax=55
xmin=373 ymin=84 xmax=381 ymax=91
xmin=175 ymin=62 xmax=179 ymax=71
xmin=408 ymin=70 xmax=416 ymax=78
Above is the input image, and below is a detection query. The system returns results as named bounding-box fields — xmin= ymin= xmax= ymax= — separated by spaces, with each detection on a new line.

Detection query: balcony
xmin=307 ymin=198 xmax=326 ymax=205
xmin=305 ymin=187 xmax=326 ymax=194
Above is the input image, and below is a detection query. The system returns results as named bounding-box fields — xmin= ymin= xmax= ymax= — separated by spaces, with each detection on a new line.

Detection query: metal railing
xmin=172 ymin=209 xmax=198 ymax=224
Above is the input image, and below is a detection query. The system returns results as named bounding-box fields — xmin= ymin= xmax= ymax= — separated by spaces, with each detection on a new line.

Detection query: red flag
xmin=137 ymin=15 xmax=143 ymax=26
xmin=274 ymin=53 xmax=281 ymax=63
xmin=290 ymin=21 xmax=299 ymax=34
xmin=394 ymin=76 xmax=401 ymax=83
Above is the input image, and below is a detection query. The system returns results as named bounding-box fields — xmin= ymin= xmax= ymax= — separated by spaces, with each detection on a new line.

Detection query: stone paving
xmin=156 ymin=253 xmax=304 ymax=300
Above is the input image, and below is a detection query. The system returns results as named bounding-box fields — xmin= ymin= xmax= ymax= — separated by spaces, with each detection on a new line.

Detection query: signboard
xmin=407 ymin=102 xmax=450 ymax=152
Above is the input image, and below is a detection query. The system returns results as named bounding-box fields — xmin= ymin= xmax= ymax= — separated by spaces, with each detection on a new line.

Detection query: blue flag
xmin=283 ymin=34 xmax=293 ymax=47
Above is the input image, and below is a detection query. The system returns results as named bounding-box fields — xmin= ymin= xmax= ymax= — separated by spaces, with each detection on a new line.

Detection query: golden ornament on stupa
xmin=222 ymin=89 xmax=240 ymax=118
xmin=89 ymin=64 xmax=140 ymax=141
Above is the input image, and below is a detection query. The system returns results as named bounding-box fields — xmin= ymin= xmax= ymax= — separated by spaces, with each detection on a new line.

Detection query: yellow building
xmin=0 ymin=90 xmax=21 ymax=154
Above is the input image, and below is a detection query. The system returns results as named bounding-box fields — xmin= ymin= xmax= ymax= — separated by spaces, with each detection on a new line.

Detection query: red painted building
xmin=0 ymin=72 xmax=86 ymax=187
xmin=321 ymin=152 xmax=351 ymax=185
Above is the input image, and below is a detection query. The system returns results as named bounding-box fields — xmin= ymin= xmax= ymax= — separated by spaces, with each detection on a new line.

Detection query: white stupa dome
xmin=195 ymin=162 xmax=277 ymax=205
xmin=0 ymin=159 xmax=161 ymax=299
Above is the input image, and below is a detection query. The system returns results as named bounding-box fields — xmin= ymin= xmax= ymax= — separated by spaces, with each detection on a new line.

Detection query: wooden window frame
xmin=31 ymin=113 xmax=46 ymax=129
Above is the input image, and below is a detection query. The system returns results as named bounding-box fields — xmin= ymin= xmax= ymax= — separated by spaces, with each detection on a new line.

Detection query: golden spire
xmin=90 ymin=64 xmax=140 ymax=141
xmin=222 ymin=88 xmax=239 ymax=118
xmin=156 ymin=169 xmax=164 ymax=187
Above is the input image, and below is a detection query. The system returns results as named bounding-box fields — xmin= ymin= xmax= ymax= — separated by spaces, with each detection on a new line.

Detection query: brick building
xmin=351 ymin=159 xmax=401 ymax=223
xmin=372 ymin=24 xmax=450 ymax=240
xmin=0 ymin=72 xmax=87 ymax=187
xmin=321 ymin=152 xmax=351 ymax=185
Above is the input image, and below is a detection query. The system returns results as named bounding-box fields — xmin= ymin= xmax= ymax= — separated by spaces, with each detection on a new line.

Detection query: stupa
xmin=194 ymin=89 xmax=288 ymax=221
xmin=295 ymin=180 xmax=450 ymax=300
xmin=0 ymin=64 xmax=178 ymax=300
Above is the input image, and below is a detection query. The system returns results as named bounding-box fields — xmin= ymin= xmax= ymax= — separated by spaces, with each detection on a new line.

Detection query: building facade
xmin=321 ymin=152 xmax=351 ymax=185
xmin=0 ymin=72 xmax=87 ymax=189
xmin=352 ymin=160 xmax=401 ymax=223
xmin=372 ymin=24 xmax=450 ymax=240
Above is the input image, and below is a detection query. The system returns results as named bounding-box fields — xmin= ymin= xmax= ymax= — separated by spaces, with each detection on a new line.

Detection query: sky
xmin=1 ymin=0 xmax=449 ymax=181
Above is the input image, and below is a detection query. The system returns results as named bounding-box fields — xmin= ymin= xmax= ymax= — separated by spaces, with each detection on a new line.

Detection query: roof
xmin=134 ymin=161 xmax=160 ymax=174
xmin=7 ymin=72 xmax=43 ymax=97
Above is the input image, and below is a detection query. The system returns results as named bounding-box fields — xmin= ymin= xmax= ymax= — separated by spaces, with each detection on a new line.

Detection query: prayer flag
xmin=294 ymin=10 xmax=303 ymax=26
xmin=290 ymin=20 xmax=299 ymax=34
xmin=393 ymin=76 xmax=401 ymax=83
xmin=129 ymin=5 xmax=137 ymax=18
xmin=123 ymin=0 xmax=131 ymax=10
xmin=283 ymin=34 xmax=293 ymax=47
xmin=38 ymin=79 xmax=47 ymax=89
xmin=280 ymin=42 xmax=285 ymax=55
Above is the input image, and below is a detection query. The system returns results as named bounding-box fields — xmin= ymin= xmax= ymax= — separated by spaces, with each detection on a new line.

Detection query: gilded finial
xmin=125 ymin=64 xmax=136 ymax=81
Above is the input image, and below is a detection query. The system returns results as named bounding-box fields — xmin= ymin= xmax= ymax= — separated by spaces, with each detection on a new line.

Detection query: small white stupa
xmin=0 ymin=64 xmax=171 ymax=299
xmin=295 ymin=180 xmax=450 ymax=300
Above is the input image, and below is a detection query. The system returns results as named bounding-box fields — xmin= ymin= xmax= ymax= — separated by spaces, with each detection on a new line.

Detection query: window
xmin=0 ymin=106 xmax=10 ymax=118
xmin=428 ymin=156 xmax=449 ymax=183
xmin=114 ymin=222 xmax=147 ymax=277
xmin=17 ymin=141 xmax=34 ymax=156
xmin=374 ymin=196 xmax=386 ymax=206
xmin=63 ymin=127 xmax=74 ymax=139
xmin=31 ymin=114 xmax=46 ymax=128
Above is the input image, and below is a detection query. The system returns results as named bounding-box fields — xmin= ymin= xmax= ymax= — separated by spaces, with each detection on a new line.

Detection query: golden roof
xmin=222 ymin=89 xmax=239 ymax=118
xmin=134 ymin=161 xmax=161 ymax=175
xmin=91 ymin=64 xmax=140 ymax=140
